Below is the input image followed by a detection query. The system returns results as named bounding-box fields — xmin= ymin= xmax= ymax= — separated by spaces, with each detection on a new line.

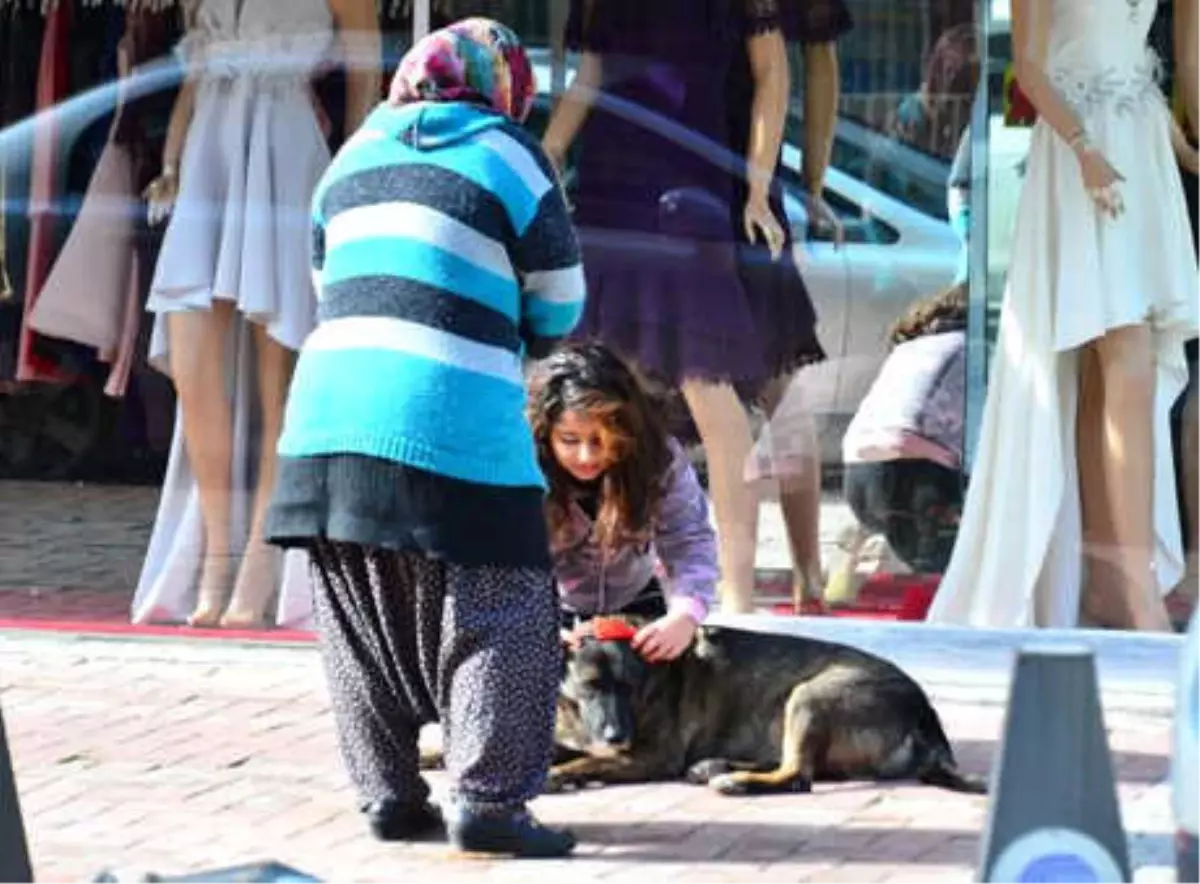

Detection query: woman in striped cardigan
xmin=265 ymin=19 xmax=584 ymax=857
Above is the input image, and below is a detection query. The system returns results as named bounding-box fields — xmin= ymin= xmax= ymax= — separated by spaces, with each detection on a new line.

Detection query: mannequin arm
xmin=1175 ymin=0 xmax=1197 ymax=139
xmin=1009 ymin=0 xmax=1093 ymax=151
xmin=746 ymin=29 xmax=790 ymax=200
xmin=542 ymin=51 xmax=602 ymax=168
xmin=801 ymin=41 xmax=838 ymax=196
xmin=160 ymin=80 xmax=197 ymax=174
xmin=331 ymin=0 xmax=382 ymax=131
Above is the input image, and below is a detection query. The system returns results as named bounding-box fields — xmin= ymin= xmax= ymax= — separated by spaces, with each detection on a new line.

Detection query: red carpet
xmin=0 ymin=579 xmax=1190 ymax=640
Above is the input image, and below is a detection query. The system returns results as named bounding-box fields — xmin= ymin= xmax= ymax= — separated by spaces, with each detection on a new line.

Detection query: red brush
xmin=590 ymin=617 xmax=639 ymax=642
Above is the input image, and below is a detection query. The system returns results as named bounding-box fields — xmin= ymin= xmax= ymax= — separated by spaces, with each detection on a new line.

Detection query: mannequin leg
xmin=759 ymin=377 xmax=824 ymax=611
xmin=1079 ymin=325 xmax=1171 ymax=632
xmin=681 ymin=379 xmax=758 ymax=613
xmin=1078 ymin=346 xmax=1122 ymax=627
xmin=222 ymin=323 xmax=296 ymax=628
xmin=167 ymin=303 xmax=235 ymax=628
xmin=1173 ymin=382 xmax=1198 ymax=605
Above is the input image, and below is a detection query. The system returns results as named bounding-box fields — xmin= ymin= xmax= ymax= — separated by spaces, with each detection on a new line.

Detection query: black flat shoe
xmin=362 ymin=798 xmax=444 ymax=842
xmin=445 ymin=805 xmax=576 ymax=858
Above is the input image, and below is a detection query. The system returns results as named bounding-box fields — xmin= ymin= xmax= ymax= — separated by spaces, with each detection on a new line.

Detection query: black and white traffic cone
xmin=0 ymin=697 xmax=33 ymax=883
xmin=977 ymin=644 xmax=1131 ymax=883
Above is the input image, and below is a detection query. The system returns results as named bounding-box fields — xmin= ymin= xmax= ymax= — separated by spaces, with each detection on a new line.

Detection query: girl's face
xmin=550 ymin=409 xmax=621 ymax=484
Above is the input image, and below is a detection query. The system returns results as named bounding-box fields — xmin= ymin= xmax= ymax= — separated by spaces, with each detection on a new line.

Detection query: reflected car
xmin=0 ymin=43 xmax=960 ymax=474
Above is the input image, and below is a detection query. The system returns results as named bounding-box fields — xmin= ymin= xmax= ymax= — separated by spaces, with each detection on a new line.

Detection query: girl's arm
xmin=542 ymin=51 xmax=603 ymax=170
xmin=654 ymin=443 xmax=719 ymax=623
xmin=330 ymin=0 xmax=382 ymax=132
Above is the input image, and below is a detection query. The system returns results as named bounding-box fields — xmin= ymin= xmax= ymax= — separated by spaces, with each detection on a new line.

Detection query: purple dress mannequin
xmin=563 ymin=0 xmax=851 ymax=398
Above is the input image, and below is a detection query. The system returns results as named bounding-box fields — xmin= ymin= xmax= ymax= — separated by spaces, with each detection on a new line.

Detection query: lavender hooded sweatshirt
xmin=552 ymin=440 xmax=718 ymax=623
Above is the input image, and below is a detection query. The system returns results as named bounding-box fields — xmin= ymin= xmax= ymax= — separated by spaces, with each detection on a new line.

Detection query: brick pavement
xmin=0 ymin=632 xmax=1180 ymax=883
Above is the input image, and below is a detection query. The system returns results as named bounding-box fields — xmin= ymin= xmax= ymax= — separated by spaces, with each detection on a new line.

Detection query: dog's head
xmin=561 ymin=616 xmax=653 ymax=754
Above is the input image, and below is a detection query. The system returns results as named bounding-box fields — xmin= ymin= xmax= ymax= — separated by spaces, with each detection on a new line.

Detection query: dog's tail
xmin=917 ymin=751 xmax=988 ymax=794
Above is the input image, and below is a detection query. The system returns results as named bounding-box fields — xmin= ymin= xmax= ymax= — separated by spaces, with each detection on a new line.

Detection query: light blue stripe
xmin=323 ymin=237 xmax=520 ymax=319
xmin=323 ymin=136 xmax=540 ymax=233
xmin=278 ymin=346 xmax=543 ymax=488
xmin=522 ymin=295 xmax=585 ymax=340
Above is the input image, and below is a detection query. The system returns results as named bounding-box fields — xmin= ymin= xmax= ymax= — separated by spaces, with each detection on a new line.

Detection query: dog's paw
xmin=686 ymin=759 xmax=732 ymax=785
xmin=417 ymin=749 xmax=445 ymax=771
xmin=708 ymin=773 xmax=749 ymax=796
xmin=543 ymin=770 xmax=582 ymax=794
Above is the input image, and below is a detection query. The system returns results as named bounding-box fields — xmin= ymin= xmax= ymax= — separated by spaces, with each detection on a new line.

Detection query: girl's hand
xmin=632 ymin=610 xmax=698 ymax=662
xmin=1076 ymin=147 xmax=1126 ymax=220
xmin=743 ymin=188 xmax=786 ymax=261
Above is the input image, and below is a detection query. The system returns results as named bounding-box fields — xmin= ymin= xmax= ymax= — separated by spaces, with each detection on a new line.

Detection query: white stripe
xmin=311 ymin=267 xmax=324 ymax=298
xmin=305 ymin=316 xmax=522 ymax=385
xmin=325 ymin=202 xmax=514 ymax=281
xmin=475 ymin=128 xmax=553 ymax=203
xmin=524 ymin=265 xmax=586 ymax=304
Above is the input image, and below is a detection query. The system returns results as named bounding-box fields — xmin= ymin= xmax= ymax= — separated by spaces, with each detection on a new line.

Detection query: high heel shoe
xmin=188 ymin=554 xmax=234 ymax=628
xmin=219 ymin=543 xmax=280 ymax=629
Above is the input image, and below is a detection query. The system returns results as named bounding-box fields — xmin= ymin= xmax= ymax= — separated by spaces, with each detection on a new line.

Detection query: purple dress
xmin=564 ymin=0 xmax=851 ymax=397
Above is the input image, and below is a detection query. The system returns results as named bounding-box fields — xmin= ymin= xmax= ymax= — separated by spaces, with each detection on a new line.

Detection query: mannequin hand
xmin=1181 ymin=142 xmax=1199 ymax=177
xmin=743 ymin=189 xmax=786 ymax=260
xmin=143 ymin=172 xmax=178 ymax=226
xmin=1077 ymin=148 xmax=1126 ymax=219
xmin=632 ymin=610 xmax=698 ymax=662
xmin=802 ymin=190 xmax=845 ymax=247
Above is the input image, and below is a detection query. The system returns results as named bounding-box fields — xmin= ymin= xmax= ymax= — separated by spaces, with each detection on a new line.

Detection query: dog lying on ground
xmin=421 ymin=616 xmax=985 ymax=796
xmin=544 ymin=616 xmax=986 ymax=795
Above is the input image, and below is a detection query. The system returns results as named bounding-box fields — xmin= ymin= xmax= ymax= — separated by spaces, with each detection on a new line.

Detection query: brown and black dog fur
xmin=546 ymin=617 xmax=986 ymax=796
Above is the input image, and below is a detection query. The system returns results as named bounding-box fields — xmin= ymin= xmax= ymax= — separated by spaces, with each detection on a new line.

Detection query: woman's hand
xmin=143 ymin=171 xmax=179 ymax=226
xmin=632 ymin=610 xmax=698 ymax=663
xmin=1076 ymin=146 xmax=1125 ymax=220
xmin=743 ymin=188 xmax=787 ymax=261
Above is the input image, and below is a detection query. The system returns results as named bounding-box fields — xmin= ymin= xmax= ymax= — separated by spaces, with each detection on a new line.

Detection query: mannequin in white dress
xmin=927 ymin=0 xmax=1199 ymax=631
xmin=132 ymin=0 xmax=380 ymax=629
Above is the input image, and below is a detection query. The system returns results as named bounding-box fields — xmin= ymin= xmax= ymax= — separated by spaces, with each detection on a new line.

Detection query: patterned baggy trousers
xmin=307 ymin=538 xmax=561 ymax=813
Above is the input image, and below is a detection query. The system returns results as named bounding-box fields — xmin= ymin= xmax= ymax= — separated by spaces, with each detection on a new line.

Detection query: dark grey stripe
xmin=513 ymin=189 xmax=584 ymax=273
xmin=312 ymin=224 xmax=326 ymax=270
xmin=320 ymin=163 xmax=516 ymax=246
xmin=319 ymin=276 xmax=521 ymax=353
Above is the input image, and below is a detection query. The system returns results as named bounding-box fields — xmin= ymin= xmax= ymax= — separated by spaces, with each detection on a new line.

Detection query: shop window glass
xmin=0 ymin=0 xmax=1045 ymax=635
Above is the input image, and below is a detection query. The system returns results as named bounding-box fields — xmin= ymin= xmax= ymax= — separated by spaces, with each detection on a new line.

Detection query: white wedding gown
xmin=927 ymin=0 xmax=1199 ymax=628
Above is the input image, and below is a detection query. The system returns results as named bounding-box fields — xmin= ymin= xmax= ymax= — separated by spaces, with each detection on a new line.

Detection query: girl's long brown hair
xmin=528 ymin=342 xmax=673 ymax=550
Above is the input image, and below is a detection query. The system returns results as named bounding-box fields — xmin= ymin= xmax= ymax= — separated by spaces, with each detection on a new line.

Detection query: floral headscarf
xmin=388 ymin=18 xmax=535 ymax=124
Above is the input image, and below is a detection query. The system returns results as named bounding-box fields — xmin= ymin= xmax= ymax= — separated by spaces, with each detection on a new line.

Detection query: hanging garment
xmin=16 ymin=0 xmax=72 ymax=383
xmin=27 ymin=5 xmax=181 ymax=398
